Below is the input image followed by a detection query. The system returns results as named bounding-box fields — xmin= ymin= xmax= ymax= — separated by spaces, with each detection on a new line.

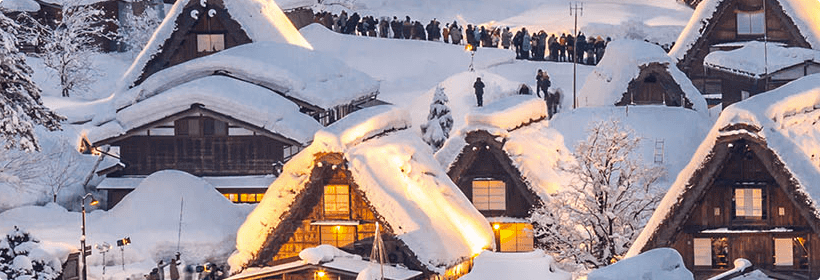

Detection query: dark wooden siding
xmin=669 ymin=140 xmax=819 ymax=279
xmin=615 ymin=63 xmax=693 ymax=109
xmin=115 ymin=135 xmax=283 ymax=176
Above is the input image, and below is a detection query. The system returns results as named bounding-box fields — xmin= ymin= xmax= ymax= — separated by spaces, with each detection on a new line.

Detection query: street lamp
xmin=81 ymin=193 xmax=98 ymax=280
xmin=465 ymin=44 xmax=476 ymax=72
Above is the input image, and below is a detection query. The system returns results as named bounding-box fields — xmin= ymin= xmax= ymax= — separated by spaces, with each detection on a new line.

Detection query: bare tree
xmin=40 ymin=0 xmax=117 ymax=97
xmin=531 ymin=119 xmax=665 ymax=269
xmin=37 ymin=138 xmax=83 ymax=203
xmin=120 ymin=5 xmax=162 ymax=54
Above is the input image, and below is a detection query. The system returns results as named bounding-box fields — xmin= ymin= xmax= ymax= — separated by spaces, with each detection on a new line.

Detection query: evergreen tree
xmin=0 ymin=13 xmax=64 ymax=151
xmin=420 ymin=86 xmax=453 ymax=150
xmin=0 ymin=226 xmax=61 ymax=280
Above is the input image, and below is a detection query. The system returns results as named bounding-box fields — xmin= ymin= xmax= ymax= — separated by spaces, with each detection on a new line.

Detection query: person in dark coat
xmin=473 ymin=77 xmax=485 ymax=107
xmin=512 ymin=29 xmax=523 ymax=58
xmin=465 ymin=24 xmax=476 ymax=46
xmin=345 ymin=12 xmax=360 ymax=35
xmin=391 ymin=16 xmax=402 ymax=38
xmin=518 ymin=83 xmax=531 ymax=95
xmin=402 ymin=16 xmax=412 ymax=39
xmin=576 ymin=32 xmax=586 ymax=63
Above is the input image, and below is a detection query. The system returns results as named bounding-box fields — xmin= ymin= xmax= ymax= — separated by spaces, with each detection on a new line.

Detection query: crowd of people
xmin=311 ymin=11 xmax=612 ymax=65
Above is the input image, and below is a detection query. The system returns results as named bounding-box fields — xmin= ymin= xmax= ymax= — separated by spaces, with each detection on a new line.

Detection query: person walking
xmin=474 ymin=77 xmax=485 ymax=107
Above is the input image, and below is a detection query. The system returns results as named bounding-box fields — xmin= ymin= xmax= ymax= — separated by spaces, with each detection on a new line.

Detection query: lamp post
xmin=466 ymin=44 xmax=476 ymax=72
xmin=81 ymin=193 xmax=99 ymax=280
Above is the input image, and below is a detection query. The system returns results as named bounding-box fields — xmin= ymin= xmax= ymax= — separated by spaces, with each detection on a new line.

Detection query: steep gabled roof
xmin=628 ymin=74 xmax=820 ymax=257
xmin=89 ymin=75 xmax=323 ymax=145
xmin=669 ymin=0 xmax=820 ymax=63
xmin=578 ymin=40 xmax=708 ymax=113
xmin=704 ymin=41 xmax=820 ymax=78
xmin=436 ymin=95 xmax=575 ymax=202
xmin=229 ymin=105 xmax=494 ymax=274
xmin=117 ymin=0 xmax=312 ymax=90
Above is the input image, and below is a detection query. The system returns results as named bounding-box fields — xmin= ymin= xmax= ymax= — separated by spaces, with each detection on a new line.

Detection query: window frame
xmin=472 ymin=179 xmax=506 ymax=211
xmin=736 ymin=10 xmax=765 ymax=36
xmin=323 ymin=184 xmax=351 ymax=218
xmin=732 ymin=187 xmax=767 ymax=220
xmin=196 ymin=33 xmax=225 ymax=53
xmin=497 ymin=223 xmax=534 ymax=252
xmin=320 ymin=225 xmax=356 ymax=248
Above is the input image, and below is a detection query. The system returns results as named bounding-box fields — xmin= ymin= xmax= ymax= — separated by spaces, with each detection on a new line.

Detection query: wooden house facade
xmin=668 ymin=0 xmax=820 ymax=108
xmin=437 ymin=96 xmax=572 ymax=253
xmin=578 ymin=40 xmax=707 ymax=112
xmin=629 ymin=75 xmax=820 ymax=280
xmin=231 ymin=106 xmax=494 ymax=280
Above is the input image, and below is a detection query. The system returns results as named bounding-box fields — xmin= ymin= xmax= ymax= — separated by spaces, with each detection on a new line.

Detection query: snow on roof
xmin=628 ymin=74 xmax=820 ymax=257
xmin=118 ymin=0 xmax=312 ymax=90
xmin=588 ymin=248 xmax=692 ymax=280
xmin=114 ymin=41 xmax=378 ymax=111
xmin=97 ymin=175 xmax=277 ymax=190
xmin=89 ymin=75 xmax=323 ymax=144
xmin=0 ymin=0 xmax=40 ymax=12
xmin=436 ymin=95 xmax=575 ymax=201
xmin=669 ymin=0 xmax=820 ymax=62
xmin=459 ymin=250 xmax=570 ymax=280
xmin=704 ymin=41 xmax=820 ymax=78
xmin=578 ymin=40 xmax=708 ymax=113
xmin=274 ymin=0 xmax=313 ymax=10
xmin=230 ymin=105 xmax=494 ymax=274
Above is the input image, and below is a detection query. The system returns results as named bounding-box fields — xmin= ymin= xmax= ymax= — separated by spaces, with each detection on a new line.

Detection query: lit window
xmin=324 ymin=185 xmax=350 ymax=217
xmin=735 ymin=188 xmax=763 ymax=218
xmin=774 ymin=238 xmax=793 ymax=266
xmin=197 ymin=34 xmax=225 ymax=52
xmin=498 ymin=223 xmax=533 ymax=252
xmin=472 ymin=180 xmax=505 ymax=211
xmin=693 ymin=238 xmax=711 ymax=266
xmin=737 ymin=11 xmax=765 ymax=35
xmin=320 ymin=225 xmax=355 ymax=247
xmin=223 ymin=193 xmax=238 ymax=202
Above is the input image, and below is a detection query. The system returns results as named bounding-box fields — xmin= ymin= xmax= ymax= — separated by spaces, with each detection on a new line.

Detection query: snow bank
xmin=0 ymin=170 xmax=253 ymax=279
xmin=437 ymin=95 xmax=574 ymax=201
xmin=704 ymin=41 xmax=820 ymax=78
xmin=113 ymin=41 xmax=378 ymax=112
xmin=588 ymin=248 xmax=692 ymax=280
xmin=629 ymin=74 xmax=820 ymax=257
xmin=459 ymin=250 xmax=570 ymax=280
xmin=0 ymin=0 xmax=39 ymax=12
xmin=298 ymin=244 xmax=357 ymax=265
xmin=88 ymin=75 xmax=322 ymax=144
xmin=578 ymin=39 xmax=707 ymax=113
xmin=119 ymin=0 xmax=311 ymax=90
xmin=669 ymin=0 xmax=820 ymax=62
xmin=231 ymin=105 xmax=493 ymax=274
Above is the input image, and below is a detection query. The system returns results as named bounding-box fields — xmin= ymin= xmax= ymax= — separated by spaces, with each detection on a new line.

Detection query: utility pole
xmin=570 ymin=2 xmax=583 ymax=109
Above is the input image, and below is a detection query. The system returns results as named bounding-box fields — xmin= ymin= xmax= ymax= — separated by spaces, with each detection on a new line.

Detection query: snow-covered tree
xmin=40 ymin=0 xmax=117 ymax=97
xmin=531 ymin=119 xmax=665 ymax=269
xmin=420 ymin=86 xmax=453 ymax=150
xmin=0 ymin=226 xmax=61 ymax=280
xmin=0 ymin=13 xmax=64 ymax=151
xmin=120 ymin=5 xmax=162 ymax=54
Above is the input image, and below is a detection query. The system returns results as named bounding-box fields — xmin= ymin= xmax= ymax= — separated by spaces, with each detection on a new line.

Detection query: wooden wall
xmin=115 ymin=135 xmax=284 ymax=176
xmin=668 ymin=140 xmax=820 ymax=279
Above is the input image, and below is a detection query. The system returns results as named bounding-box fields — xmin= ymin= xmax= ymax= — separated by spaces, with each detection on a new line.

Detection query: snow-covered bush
xmin=420 ymin=86 xmax=453 ymax=150
xmin=120 ymin=6 xmax=162 ymax=54
xmin=0 ymin=226 xmax=62 ymax=280
xmin=0 ymin=13 xmax=64 ymax=151
xmin=531 ymin=119 xmax=665 ymax=269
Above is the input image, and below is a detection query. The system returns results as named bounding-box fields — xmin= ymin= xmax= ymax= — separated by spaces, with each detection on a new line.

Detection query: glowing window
xmin=735 ymin=188 xmax=763 ymax=218
xmin=693 ymin=238 xmax=711 ymax=266
xmin=498 ymin=223 xmax=533 ymax=252
xmin=223 ymin=193 xmax=238 ymax=202
xmin=197 ymin=34 xmax=225 ymax=52
xmin=775 ymin=238 xmax=793 ymax=266
xmin=737 ymin=11 xmax=765 ymax=35
xmin=324 ymin=185 xmax=350 ymax=217
xmin=320 ymin=225 xmax=355 ymax=248
xmin=472 ymin=180 xmax=505 ymax=211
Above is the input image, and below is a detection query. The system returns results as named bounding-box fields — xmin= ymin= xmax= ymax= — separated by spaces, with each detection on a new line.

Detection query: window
xmin=472 ymin=180 xmax=505 ymax=211
xmin=197 ymin=34 xmax=225 ymax=52
xmin=734 ymin=188 xmax=763 ymax=218
xmin=497 ymin=223 xmax=533 ymax=252
xmin=693 ymin=238 xmax=712 ymax=266
xmin=737 ymin=11 xmax=765 ymax=35
xmin=320 ymin=225 xmax=355 ymax=247
xmin=223 ymin=193 xmax=264 ymax=203
xmin=741 ymin=90 xmax=750 ymax=101
xmin=774 ymin=238 xmax=793 ymax=266
xmin=203 ymin=118 xmax=227 ymax=136
xmin=174 ymin=117 xmax=227 ymax=136
xmin=324 ymin=185 xmax=350 ymax=217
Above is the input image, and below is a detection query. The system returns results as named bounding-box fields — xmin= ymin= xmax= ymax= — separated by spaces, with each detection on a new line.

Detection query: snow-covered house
xmin=578 ymin=40 xmax=707 ymax=112
xmin=436 ymin=95 xmax=573 ymax=253
xmin=228 ymin=106 xmax=494 ymax=279
xmin=116 ymin=0 xmax=381 ymax=125
xmin=669 ymin=0 xmax=820 ymax=108
xmin=628 ymin=74 xmax=820 ymax=279
xmin=704 ymin=41 xmax=820 ymax=106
